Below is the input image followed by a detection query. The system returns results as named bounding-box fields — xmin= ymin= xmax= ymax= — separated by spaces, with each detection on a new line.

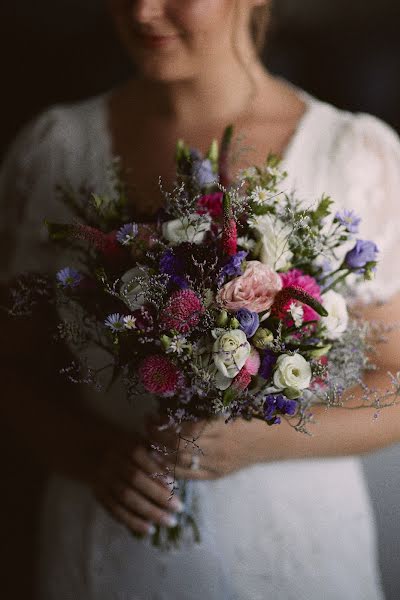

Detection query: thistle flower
xmin=116 ymin=222 xmax=139 ymax=246
xmin=160 ymin=289 xmax=205 ymax=334
xmin=56 ymin=267 xmax=82 ymax=288
xmin=139 ymin=355 xmax=182 ymax=395
xmin=104 ymin=313 xmax=125 ymax=332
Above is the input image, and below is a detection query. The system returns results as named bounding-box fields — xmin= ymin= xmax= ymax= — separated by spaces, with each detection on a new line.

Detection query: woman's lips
xmin=136 ymin=32 xmax=179 ymax=49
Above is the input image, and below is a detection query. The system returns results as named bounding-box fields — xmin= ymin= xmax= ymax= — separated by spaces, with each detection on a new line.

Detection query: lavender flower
xmin=116 ymin=222 xmax=138 ymax=246
xmin=218 ymin=251 xmax=248 ymax=285
xmin=105 ymin=313 xmax=125 ymax=332
xmin=335 ymin=209 xmax=361 ymax=234
xmin=259 ymin=349 xmax=278 ymax=380
xmin=236 ymin=309 xmax=259 ymax=338
xmin=263 ymin=394 xmax=298 ymax=425
xmin=56 ymin=267 xmax=82 ymax=288
xmin=345 ymin=240 xmax=378 ymax=271
xmin=191 ymin=151 xmax=218 ymax=188
xmin=159 ymin=249 xmax=188 ymax=289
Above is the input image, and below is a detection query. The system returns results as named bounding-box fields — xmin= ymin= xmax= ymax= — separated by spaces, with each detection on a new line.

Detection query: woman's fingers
xmin=110 ymin=477 xmax=180 ymax=528
xmin=96 ymin=489 xmax=155 ymax=537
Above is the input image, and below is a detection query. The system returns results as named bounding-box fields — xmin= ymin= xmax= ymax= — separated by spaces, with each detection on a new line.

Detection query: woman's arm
xmin=150 ymin=292 xmax=400 ymax=479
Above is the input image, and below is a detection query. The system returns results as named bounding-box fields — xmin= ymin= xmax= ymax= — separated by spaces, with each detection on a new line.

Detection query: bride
xmin=1 ymin=1 xmax=400 ymax=598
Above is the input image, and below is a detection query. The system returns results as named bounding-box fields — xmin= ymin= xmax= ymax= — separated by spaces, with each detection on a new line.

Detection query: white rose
xmin=321 ymin=290 xmax=349 ymax=340
xmin=212 ymin=329 xmax=251 ymax=390
xmin=273 ymin=353 xmax=312 ymax=391
xmin=120 ymin=267 xmax=148 ymax=309
xmin=162 ymin=215 xmax=211 ymax=245
xmin=249 ymin=213 xmax=293 ymax=270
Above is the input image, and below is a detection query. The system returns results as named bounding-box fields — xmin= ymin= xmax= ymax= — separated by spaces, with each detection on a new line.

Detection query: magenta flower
xmin=278 ymin=269 xmax=322 ymax=322
xmin=196 ymin=192 xmax=223 ymax=218
xmin=139 ymin=355 xmax=182 ymax=395
xmin=160 ymin=289 xmax=205 ymax=333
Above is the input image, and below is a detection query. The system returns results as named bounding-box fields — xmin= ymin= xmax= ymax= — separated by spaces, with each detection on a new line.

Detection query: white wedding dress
xmin=1 ymin=85 xmax=400 ymax=600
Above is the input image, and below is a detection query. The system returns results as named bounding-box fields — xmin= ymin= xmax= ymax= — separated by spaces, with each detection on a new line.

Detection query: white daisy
xmin=250 ymin=185 xmax=272 ymax=206
xmin=123 ymin=315 xmax=137 ymax=330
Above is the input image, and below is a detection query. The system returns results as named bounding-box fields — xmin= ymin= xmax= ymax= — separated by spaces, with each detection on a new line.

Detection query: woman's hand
xmin=90 ymin=433 xmax=184 ymax=537
xmin=148 ymin=417 xmax=269 ymax=481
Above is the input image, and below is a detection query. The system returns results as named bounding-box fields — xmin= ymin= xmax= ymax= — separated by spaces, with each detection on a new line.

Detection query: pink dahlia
xmin=196 ymin=192 xmax=223 ymax=218
xmin=276 ymin=269 xmax=322 ymax=322
xmin=160 ymin=289 xmax=204 ymax=333
xmin=139 ymin=355 xmax=181 ymax=395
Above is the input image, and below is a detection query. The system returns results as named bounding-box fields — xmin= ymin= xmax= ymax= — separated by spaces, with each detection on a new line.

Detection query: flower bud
xmin=284 ymin=387 xmax=302 ymax=400
xmin=229 ymin=317 xmax=240 ymax=329
xmin=308 ymin=345 xmax=331 ymax=359
xmin=160 ymin=335 xmax=172 ymax=350
xmin=216 ymin=310 xmax=229 ymax=327
xmin=252 ymin=328 xmax=274 ymax=349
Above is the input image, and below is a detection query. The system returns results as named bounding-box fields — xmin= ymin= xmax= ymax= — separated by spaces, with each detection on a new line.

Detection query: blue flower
xmin=105 ymin=313 xmax=125 ymax=332
xmin=159 ymin=249 xmax=188 ymax=289
xmin=259 ymin=350 xmax=277 ymax=380
xmin=218 ymin=251 xmax=248 ymax=285
xmin=116 ymin=223 xmax=138 ymax=246
xmin=192 ymin=157 xmax=218 ymax=188
xmin=335 ymin=209 xmax=361 ymax=234
xmin=56 ymin=267 xmax=82 ymax=288
xmin=263 ymin=394 xmax=298 ymax=425
xmin=236 ymin=309 xmax=259 ymax=338
xmin=345 ymin=240 xmax=378 ymax=271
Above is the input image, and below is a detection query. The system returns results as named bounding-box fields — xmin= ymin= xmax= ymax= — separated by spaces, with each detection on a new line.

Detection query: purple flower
xmin=335 ymin=209 xmax=361 ymax=234
xmin=218 ymin=251 xmax=248 ymax=285
xmin=263 ymin=394 xmax=298 ymax=425
xmin=56 ymin=267 xmax=82 ymax=288
xmin=345 ymin=240 xmax=378 ymax=271
xmin=236 ymin=309 xmax=259 ymax=338
xmin=116 ymin=222 xmax=138 ymax=246
xmin=159 ymin=249 xmax=188 ymax=289
xmin=192 ymin=157 xmax=218 ymax=188
xmin=259 ymin=350 xmax=277 ymax=380
xmin=104 ymin=313 xmax=125 ymax=332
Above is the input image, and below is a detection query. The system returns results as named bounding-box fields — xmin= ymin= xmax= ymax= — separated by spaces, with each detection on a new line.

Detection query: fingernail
xmin=147 ymin=524 xmax=156 ymax=536
xmin=170 ymin=498 xmax=184 ymax=513
xmin=163 ymin=514 xmax=178 ymax=528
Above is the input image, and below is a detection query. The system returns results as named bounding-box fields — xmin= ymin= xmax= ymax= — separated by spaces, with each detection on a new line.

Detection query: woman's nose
xmin=131 ymin=0 xmax=165 ymax=24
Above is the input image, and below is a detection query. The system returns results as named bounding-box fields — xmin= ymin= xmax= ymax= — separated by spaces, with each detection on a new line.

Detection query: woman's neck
xmin=124 ymin=56 xmax=272 ymax=127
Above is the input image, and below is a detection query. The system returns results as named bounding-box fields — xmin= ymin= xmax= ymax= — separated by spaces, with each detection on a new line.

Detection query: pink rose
xmin=217 ymin=261 xmax=282 ymax=313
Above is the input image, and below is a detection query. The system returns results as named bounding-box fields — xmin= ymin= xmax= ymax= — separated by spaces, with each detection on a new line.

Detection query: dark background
xmin=1 ymin=1 xmax=399 ymax=598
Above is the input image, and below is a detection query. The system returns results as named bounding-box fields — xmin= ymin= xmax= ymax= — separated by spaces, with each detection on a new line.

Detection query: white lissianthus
xmin=120 ymin=267 xmax=149 ymax=310
xmin=321 ymin=290 xmax=349 ymax=340
xmin=237 ymin=235 xmax=256 ymax=252
xmin=212 ymin=329 xmax=251 ymax=390
xmin=273 ymin=353 xmax=312 ymax=391
xmin=162 ymin=215 xmax=211 ymax=245
xmin=289 ymin=302 xmax=304 ymax=328
xmin=249 ymin=213 xmax=293 ymax=270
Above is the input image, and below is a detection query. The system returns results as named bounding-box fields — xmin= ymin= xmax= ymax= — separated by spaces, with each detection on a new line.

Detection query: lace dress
xmin=1 ymin=87 xmax=400 ymax=600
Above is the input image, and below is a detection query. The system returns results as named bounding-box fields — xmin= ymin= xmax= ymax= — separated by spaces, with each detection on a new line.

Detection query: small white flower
xmin=321 ymin=290 xmax=349 ymax=340
xmin=273 ymin=353 xmax=312 ymax=391
xmin=250 ymin=185 xmax=273 ymax=206
xmin=249 ymin=213 xmax=293 ymax=270
xmin=123 ymin=315 xmax=137 ymax=330
xmin=166 ymin=334 xmax=191 ymax=356
xmin=162 ymin=215 xmax=211 ymax=245
xmin=240 ymin=166 xmax=257 ymax=179
xmin=289 ymin=302 xmax=304 ymax=328
xmin=237 ymin=235 xmax=256 ymax=252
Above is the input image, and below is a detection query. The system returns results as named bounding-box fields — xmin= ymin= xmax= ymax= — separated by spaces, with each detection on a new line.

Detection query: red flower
xmin=274 ymin=269 xmax=322 ymax=323
xmin=139 ymin=355 xmax=182 ymax=395
xmin=222 ymin=218 xmax=237 ymax=256
xmin=196 ymin=192 xmax=223 ymax=218
xmin=232 ymin=367 xmax=252 ymax=391
xmin=160 ymin=289 xmax=205 ymax=333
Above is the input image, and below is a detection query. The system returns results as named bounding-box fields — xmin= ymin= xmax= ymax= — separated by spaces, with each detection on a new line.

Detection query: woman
xmin=1 ymin=1 xmax=400 ymax=598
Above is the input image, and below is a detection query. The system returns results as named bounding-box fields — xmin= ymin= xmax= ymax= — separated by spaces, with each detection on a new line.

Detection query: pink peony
xmin=160 ymin=289 xmax=204 ymax=333
xmin=139 ymin=355 xmax=181 ymax=395
xmin=196 ymin=192 xmax=223 ymax=218
xmin=245 ymin=348 xmax=261 ymax=375
xmin=278 ymin=269 xmax=322 ymax=322
xmin=217 ymin=261 xmax=282 ymax=313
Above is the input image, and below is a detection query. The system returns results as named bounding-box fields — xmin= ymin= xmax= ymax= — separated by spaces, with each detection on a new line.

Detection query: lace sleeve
xmin=0 ymin=108 xmax=69 ymax=281
xmin=334 ymin=113 xmax=400 ymax=304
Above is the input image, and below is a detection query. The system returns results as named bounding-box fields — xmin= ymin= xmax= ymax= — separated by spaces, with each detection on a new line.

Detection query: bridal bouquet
xmin=8 ymin=127 xmax=400 ymax=547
